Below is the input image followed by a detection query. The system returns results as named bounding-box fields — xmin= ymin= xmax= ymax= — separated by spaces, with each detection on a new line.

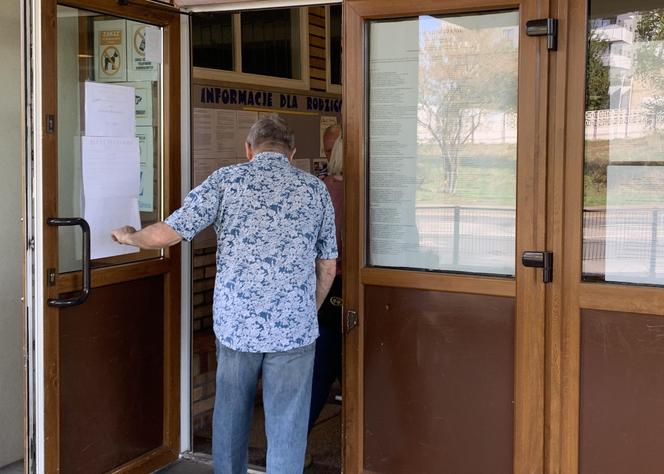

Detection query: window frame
xmin=192 ymin=7 xmax=311 ymax=91
xmin=325 ymin=5 xmax=342 ymax=93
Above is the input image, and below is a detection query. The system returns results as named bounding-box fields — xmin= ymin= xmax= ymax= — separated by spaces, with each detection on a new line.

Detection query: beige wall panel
xmin=0 ymin=0 xmax=24 ymax=467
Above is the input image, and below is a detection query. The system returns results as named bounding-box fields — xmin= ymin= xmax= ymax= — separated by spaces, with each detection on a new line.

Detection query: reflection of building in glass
xmin=591 ymin=14 xmax=636 ymax=109
xmin=586 ymin=12 xmax=664 ymax=140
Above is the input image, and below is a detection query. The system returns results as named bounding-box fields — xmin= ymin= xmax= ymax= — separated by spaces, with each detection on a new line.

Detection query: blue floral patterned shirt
xmin=165 ymin=152 xmax=338 ymax=352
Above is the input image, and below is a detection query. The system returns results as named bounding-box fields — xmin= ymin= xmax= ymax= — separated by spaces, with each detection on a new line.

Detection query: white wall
xmin=0 ymin=0 xmax=24 ymax=467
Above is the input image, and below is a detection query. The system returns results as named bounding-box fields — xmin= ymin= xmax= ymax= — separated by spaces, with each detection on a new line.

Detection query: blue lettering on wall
xmin=200 ymin=86 xmax=340 ymax=113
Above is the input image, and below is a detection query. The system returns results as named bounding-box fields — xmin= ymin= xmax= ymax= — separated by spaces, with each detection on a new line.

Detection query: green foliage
xmin=585 ymin=33 xmax=610 ymax=110
xmin=635 ymin=10 xmax=664 ymax=100
xmin=636 ymin=10 xmax=664 ymax=40
xmin=418 ymin=20 xmax=518 ymax=195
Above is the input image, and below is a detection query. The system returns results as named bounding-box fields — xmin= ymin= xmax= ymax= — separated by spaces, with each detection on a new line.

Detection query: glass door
xmin=561 ymin=0 xmax=664 ymax=472
xmin=39 ymin=1 xmax=181 ymax=472
xmin=343 ymin=0 xmax=550 ymax=471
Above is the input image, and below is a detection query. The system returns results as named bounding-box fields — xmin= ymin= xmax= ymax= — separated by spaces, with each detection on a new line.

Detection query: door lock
xmin=345 ymin=310 xmax=358 ymax=333
xmin=522 ymin=251 xmax=553 ymax=283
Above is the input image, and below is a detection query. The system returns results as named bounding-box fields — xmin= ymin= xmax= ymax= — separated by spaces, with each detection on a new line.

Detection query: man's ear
xmin=288 ymin=147 xmax=297 ymax=162
xmin=245 ymin=142 xmax=253 ymax=161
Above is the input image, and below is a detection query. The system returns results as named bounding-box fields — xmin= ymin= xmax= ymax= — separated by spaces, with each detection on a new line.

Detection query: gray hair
xmin=246 ymin=114 xmax=295 ymax=155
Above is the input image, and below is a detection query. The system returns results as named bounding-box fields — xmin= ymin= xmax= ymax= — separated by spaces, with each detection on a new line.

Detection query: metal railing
xmin=402 ymin=206 xmax=664 ymax=279
xmin=414 ymin=205 xmax=515 ymax=273
xmin=583 ymin=208 xmax=664 ymax=279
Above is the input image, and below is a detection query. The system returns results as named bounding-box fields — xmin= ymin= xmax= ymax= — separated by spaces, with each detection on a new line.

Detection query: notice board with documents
xmin=191 ymin=81 xmax=342 ymax=248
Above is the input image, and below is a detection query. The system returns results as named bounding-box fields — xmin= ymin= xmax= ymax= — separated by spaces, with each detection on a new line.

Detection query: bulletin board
xmin=191 ymin=81 xmax=342 ymax=248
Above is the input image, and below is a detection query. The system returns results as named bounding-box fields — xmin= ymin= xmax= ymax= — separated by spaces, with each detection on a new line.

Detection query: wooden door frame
xmin=551 ymin=0 xmax=664 ymax=471
xmin=39 ymin=0 xmax=181 ymax=471
xmin=342 ymin=0 xmax=551 ymax=472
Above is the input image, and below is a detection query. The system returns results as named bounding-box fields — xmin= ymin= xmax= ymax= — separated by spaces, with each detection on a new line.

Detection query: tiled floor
xmin=0 ymin=403 xmax=341 ymax=474
xmin=193 ymin=401 xmax=341 ymax=474
xmin=0 ymin=460 xmax=23 ymax=473
xmin=156 ymin=458 xmax=213 ymax=474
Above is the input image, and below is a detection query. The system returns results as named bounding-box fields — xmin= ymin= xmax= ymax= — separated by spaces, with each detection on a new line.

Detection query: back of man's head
xmin=246 ymin=115 xmax=296 ymax=156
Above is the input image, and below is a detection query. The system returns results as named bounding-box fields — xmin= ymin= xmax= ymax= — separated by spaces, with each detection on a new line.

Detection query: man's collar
xmin=252 ymin=151 xmax=289 ymax=163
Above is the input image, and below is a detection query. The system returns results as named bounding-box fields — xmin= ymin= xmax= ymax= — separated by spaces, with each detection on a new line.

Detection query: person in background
xmin=321 ymin=124 xmax=342 ymax=176
xmin=306 ymin=130 xmax=344 ymax=466
xmin=111 ymin=115 xmax=338 ymax=474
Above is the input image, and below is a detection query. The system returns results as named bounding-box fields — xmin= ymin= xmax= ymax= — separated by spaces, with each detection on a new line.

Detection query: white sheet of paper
xmin=605 ymin=165 xmax=664 ymax=284
xmin=293 ymin=159 xmax=311 ymax=173
xmin=136 ymin=126 xmax=154 ymax=211
xmin=144 ymin=27 xmax=162 ymax=64
xmin=84 ymin=82 xmax=136 ymax=138
xmin=86 ymin=196 xmax=141 ymax=259
xmin=81 ymin=136 xmax=141 ymax=258
xmin=82 ymin=136 xmax=140 ymax=198
xmin=236 ymin=110 xmax=259 ymax=157
xmin=193 ymin=108 xmax=215 ymax=156
xmin=194 ymin=158 xmax=238 ymax=187
xmin=214 ymin=109 xmax=237 ymax=159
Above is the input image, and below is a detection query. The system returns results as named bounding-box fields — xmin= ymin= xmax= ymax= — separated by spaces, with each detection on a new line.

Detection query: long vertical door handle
xmin=46 ymin=217 xmax=91 ymax=307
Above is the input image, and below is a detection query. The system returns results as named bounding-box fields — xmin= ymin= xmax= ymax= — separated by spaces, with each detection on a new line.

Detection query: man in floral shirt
xmin=112 ymin=115 xmax=338 ymax=474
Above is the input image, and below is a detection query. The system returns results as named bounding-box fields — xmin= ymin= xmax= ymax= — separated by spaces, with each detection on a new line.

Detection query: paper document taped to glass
xmin=81 ymin=136 xmax=142 ymax=259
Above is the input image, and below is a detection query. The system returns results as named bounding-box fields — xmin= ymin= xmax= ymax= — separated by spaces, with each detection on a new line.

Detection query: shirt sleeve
xmin=164 ymin=172 xmax=223 ymax=241
xmin=315 ymin=186 xmax=339 ymax=260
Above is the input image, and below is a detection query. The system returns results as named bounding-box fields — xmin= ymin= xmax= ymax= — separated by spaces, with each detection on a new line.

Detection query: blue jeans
xmin=212 ymin=341 xmax=316 ymax=474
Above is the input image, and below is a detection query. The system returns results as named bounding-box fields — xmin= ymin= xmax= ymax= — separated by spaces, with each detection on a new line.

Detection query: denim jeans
xmin=212 ymin=341 xmax=316 ymax=474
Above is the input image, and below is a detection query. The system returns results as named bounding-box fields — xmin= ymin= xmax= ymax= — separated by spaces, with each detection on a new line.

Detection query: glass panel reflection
xmin=368 ymin=12 xmax=519 ymax=275
xmin=192 ymin=12 xmax=234 ymax=71
xmin=583 ymin=5 xmax=664 ymax=284
xmin=329 ymin=5 xmax=342 ymax=85
xmin=57 ymin=6 xmax=162 ymax=272
xmin=241 ymin=9 xmax=301 ymax=79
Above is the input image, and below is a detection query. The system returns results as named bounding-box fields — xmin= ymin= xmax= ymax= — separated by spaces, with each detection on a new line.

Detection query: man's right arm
xmin=315 ymin=259 xmax=337 ymax=310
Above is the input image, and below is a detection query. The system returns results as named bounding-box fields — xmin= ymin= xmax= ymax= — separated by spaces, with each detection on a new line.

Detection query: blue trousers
xmin=212 ymin=341 xmax=315 ymax=474
xmin=308 ymin=276 xmax=343 ymax=433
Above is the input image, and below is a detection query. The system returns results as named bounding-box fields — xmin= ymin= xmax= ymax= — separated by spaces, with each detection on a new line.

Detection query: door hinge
xmin=522 ymin=251 xmax=553 ymax=283
xmin=46 ymin=114 xmax=55 ymax=134
xmin=525 ymin=18 xmax=558 ymax=51
xmin=345 ymin=310 xmax=358 ymax=333
xmin=47 ymin=268 xmax=56 ymax=287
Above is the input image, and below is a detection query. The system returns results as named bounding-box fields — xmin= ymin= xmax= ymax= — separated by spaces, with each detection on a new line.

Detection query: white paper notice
xmin=84 ymin=82 xmax=136 ymax=138
xmin=118 ymin=81 xmax=153 ymax=126
xmin=81 ymin=136 xmax=141 ymax=258
xmin=367 ymin=19 xmax=430 ymax=269
xmin=293 ymin=159 xmax=311 ymax=173
xmin=605 ymin=165 xmax=664 ymax=284
xmin=136 ymin=126 xmax=154 ymax=211
xmin=193 ymin=108 xmax=241 ymax=185
xmin=193 ymin=108 xmax=215 ymax=156
xmin=319 ymin=116 xmax=338 ymax=157
xmin=236 ymin=110 xmax=259 ymax=157
xmin=214 ymin=109 xmax=238 ymax=159
xmin=144 ymin=26 xmax=162 ymax=64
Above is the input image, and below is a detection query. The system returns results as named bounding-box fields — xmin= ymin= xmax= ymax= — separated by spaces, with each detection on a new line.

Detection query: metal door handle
xmin=522 ymin=250 xmax=553 ymax=283
xmin=46 ymin=217 xmax=91 ymax=307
